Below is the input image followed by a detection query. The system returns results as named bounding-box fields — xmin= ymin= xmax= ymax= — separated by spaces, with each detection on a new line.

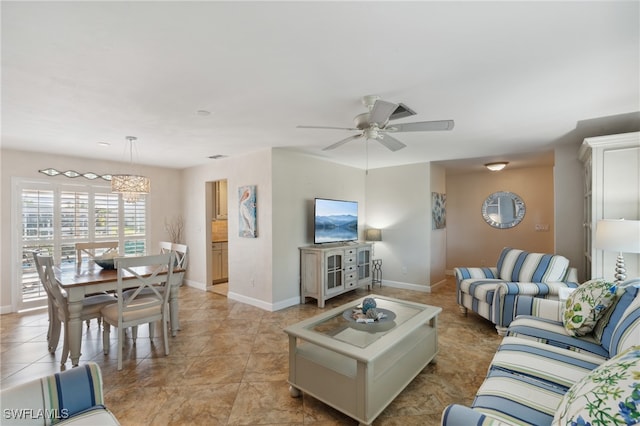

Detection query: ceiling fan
xmin=297 ymin=95 xmax=454 ymax=152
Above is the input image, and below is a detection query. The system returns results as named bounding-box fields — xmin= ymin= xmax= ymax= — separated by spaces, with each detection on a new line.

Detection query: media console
xmin=299 ymin=242 xmax=372 ymax=308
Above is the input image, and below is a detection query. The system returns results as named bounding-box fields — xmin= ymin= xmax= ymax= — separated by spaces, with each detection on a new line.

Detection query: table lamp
xmin=594 ymin=219 xmax=640 ymax=283
xmin=365 ymin=228 xmax=382 ymax=242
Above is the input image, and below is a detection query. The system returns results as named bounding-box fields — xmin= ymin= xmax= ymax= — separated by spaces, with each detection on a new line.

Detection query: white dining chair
xmin=171 ymin=243 xmax=189 ymax=270
xmin=75 ymin=241 xmax=119 ymax=265
xmin=34 ymin=253 xmax=116 ymax=365
xmin=126 ymin=243 xmax=188 ymax=339
xmin=31 ymin=251 xmax=58 ymax=353
xmin=159 ymin=241 xmax=173 ymax=255
xmin=101 ymin=253 xmax=175 ymax=370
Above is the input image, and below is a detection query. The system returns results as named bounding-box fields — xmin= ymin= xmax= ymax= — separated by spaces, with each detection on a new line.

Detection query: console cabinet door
xmin=357 ymin=246 xmax=371 ymax=281
xmin=325 ymin=250 xmax=344 ymax=295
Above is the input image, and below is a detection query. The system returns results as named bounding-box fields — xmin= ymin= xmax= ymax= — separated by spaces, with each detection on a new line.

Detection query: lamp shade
xmin=365 ymin=228 xmax=382 ymax=241
xmin=594 ymin=219 xmax=640 ymax=253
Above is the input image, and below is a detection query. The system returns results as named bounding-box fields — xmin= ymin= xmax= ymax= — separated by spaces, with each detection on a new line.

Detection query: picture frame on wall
xmin=432 ymin=192 xmax=446 ymax=230
xmin=239 ymin=185 xmax=257 ymax=238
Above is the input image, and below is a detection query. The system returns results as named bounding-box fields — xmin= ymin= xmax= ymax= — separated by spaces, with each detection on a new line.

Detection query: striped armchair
xmin=442 ymin=280 xmax=640 ymax=426
xmin=455 ymin=247 xmax=578 ymax=335
xmin=0 ymin=362 xmax=119 ymax=425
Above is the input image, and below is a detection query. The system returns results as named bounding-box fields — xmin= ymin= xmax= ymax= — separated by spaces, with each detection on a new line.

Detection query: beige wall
xmin=430 ymin=164 xmax=447 ymax=286
xmin=446 ymin=166 xmax=555 ymax=269
xmin=365 ymin=163 xmax=434 ymax=291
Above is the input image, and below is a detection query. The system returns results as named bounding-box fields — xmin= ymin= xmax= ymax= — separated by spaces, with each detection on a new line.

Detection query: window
xmin=15 ymin=179 xmax=148 ymax=311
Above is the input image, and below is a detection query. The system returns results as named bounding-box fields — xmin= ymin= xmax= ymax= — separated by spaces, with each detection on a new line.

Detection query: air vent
xmin=208 ymin=155 xmax=227 ymax=159
xmin=389 ymin=103 xmax=417 ymax=120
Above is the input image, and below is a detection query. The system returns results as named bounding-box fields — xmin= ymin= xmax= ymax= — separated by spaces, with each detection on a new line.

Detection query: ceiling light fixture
xmin=111 ymin=136 xmax=150 ymax=203
xmin=485 ymin=162 xmax=509 ymax=171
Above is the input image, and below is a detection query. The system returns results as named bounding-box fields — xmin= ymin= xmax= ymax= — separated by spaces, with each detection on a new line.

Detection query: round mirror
xmin=481 ymin=191 xmax=526 ymax=229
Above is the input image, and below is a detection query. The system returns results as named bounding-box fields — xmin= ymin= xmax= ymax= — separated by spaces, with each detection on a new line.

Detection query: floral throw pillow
xmin=552 ymin=345 xmax=640 ymax=425
xmin=562 ymin=279 xmax=617 ymax=337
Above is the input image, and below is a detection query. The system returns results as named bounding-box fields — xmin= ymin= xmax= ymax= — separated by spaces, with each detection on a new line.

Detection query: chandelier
xmin=111 ymin=136 xmax=150 ymax=203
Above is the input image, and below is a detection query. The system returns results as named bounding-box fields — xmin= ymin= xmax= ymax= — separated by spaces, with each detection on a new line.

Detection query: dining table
xmin=54 ymin=262 xmax=185 ymax=367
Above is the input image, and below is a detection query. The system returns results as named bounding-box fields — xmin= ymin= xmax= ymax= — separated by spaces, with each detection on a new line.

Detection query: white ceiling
xmin=2 ymin=1 xmax=639 ymax=172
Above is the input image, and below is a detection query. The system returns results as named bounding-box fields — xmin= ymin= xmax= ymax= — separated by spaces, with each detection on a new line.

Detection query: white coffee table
xmin=284 ymin=295 xmax=441 ymax=426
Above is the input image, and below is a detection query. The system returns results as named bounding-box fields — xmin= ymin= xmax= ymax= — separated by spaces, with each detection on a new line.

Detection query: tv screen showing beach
xmin=314 ymin=198 xmax=358 ymax=244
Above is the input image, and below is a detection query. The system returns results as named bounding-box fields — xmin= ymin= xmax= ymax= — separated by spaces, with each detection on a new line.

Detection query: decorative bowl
xmin=94 ymin=258 xmax=116 ymax=270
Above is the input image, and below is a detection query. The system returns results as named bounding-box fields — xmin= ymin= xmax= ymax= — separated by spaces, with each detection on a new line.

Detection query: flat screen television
xmin=314 ymin=198 xmax=358 ymax=244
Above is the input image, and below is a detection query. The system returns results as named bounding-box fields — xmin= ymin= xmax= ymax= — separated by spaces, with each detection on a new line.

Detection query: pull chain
xmin=365 ymin=139 xmax=369 ymax=175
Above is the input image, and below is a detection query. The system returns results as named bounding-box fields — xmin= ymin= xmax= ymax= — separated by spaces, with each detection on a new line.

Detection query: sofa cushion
xmin=562 ymin=279 xmax=617 ymax=337
xmin=506 ymin=316 xmax=610 ymax=359
xmin=594 ymin=284 xmax=640 ymax=357
xmin=497 ymin=248 xmax=569 ymax=283
xmin=552 ymin=345 xmax=640 ymax=426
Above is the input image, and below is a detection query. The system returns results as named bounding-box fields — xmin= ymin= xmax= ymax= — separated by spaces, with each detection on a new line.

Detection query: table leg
xmin=66 ymin=296 xmax=84 ymax=366
xmin=169 ymin=272 xmax=183 ymax=337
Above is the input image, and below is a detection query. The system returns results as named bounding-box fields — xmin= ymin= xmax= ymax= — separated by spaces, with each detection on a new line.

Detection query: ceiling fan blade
xmin=297 ymin=125 xmax=359 ymax=131
xmin=322 ymin=134 xmax=363 ymax=151
xmin=386 ymin=120 xmax=455 ymax=132
xmin=369 ymin=100 xmax=398 ymax=127
xmin=376 ymin=134 xmax=406 ymax=152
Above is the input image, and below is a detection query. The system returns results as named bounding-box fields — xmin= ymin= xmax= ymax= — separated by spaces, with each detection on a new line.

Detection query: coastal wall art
xmin=239 ymin=185 xmax=257 ymax=238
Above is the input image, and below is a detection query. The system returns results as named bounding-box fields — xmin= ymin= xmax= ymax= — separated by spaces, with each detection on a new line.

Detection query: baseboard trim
xmin=379 ymin=280 xmax=431 ymax=293
xmin=227 ymin=292 xmax=300 ymax=312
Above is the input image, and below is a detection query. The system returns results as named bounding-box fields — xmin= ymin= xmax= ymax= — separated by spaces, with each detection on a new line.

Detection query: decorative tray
xmin=342 ymin=308 xmax=396 ymax=324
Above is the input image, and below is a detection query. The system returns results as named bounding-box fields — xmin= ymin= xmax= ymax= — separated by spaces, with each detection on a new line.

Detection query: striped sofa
xmin=441 ymin=279 xmax=640 ymax=426
xmin=455 ymin=247 xmax=579 ymax=335
xmin=0 ymin=362 xmax=119 ymax=425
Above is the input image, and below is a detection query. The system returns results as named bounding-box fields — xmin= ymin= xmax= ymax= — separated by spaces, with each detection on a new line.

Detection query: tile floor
xmin=0 ymin=276 xmax=502 ymax=425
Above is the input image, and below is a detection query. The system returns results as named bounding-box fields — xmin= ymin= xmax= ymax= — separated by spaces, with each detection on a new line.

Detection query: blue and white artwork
xmin=432 ymin=192 xmax=446 ymax=230
xmin=239 ymin=185 xmax=257 ymax=238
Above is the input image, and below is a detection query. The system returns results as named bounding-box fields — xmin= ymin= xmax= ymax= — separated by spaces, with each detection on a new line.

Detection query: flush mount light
xmin=485 ymin=162 xmax=509 ymax=171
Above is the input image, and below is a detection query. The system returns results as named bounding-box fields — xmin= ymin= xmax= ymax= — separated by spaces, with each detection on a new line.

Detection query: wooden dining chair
xmin=159 ymin=241 xmax=173 ymax=255
xmin=34 ymin=253 xmax=116 ymax=365
xmin=31 ymin=251 xmax=59 ymax=353
xmin=127 ymin=243 xmax=188 ymax=339
xmin=75 ymin=241 xmax=119 ymax=265
xmin=101 ymin=253 xmax=175 ymax=370
xmin=171 ymin=243 xmax=189 ymax=270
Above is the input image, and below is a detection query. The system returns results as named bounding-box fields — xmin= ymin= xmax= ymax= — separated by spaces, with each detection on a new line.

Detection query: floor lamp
xmin=594 ymin=219 xmax=640 ymax=283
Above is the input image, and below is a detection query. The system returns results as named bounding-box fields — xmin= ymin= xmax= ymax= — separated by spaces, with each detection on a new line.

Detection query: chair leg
xmin=102 ymin=323 xmax=110 ymax=355
xmin=162 ymin=316 xmax=169 ymax=356
xmin=149 ymin=322 xmax=155 ymax=339
xmin=132 ymin=326 xmax=138 ymax=343
xmin=49 ymin=317 xmax=62 ymax=354
xmin=117 ymin=326 xmax=124 ymax=371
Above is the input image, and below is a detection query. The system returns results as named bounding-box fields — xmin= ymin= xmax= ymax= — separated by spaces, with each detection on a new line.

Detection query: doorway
xmin=206 ymin=179 xmax=229 ymax=296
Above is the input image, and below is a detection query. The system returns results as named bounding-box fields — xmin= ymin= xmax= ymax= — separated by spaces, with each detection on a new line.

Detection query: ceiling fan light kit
xmin=297 ymin=95 xmax=455 ymax=152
